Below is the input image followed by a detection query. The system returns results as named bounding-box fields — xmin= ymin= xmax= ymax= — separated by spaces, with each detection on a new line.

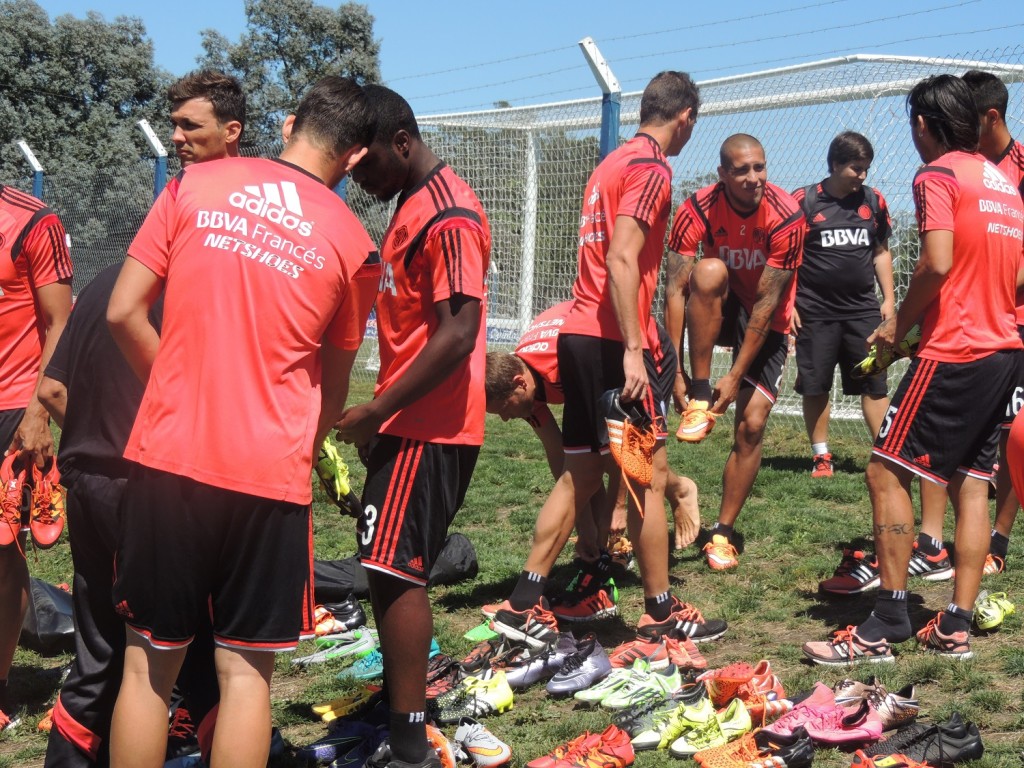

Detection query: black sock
xmin=710 ymin=522 xmax=734 ymax=540
xmin=858 ymin=589 xmax=911 ymax=642
xmin=690 ymin=379 xmax=713 ymax=402
xmin=389 ymin=711 xmax=428 ymax=763
xmin=644 ymin=590 xmax=673 ymax=621
xmin=509 ymin=570 xmax=547 ymax=611
xmin=916 ymin=532 xmax=943 ymax=556
xmin=940 ymin=603 xmax=972 ymax=633
xmin=990 ymin=530 xmax=1010 ymax=559
xmin=0 ymin=679 xmax=9 ymax=713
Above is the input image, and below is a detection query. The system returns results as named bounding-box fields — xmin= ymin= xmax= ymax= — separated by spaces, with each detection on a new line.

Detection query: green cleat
xmin=315 ymin=438 xmax=363 ymax=518
xmin=852 ymin=324 xmax=921 ymax=380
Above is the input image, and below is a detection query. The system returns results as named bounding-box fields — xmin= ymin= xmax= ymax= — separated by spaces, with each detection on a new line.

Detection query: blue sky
xmin=35 ymin=0 xmax=1024 ymax=115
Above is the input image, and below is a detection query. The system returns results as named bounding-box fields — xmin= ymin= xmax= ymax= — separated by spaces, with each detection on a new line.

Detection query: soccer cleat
xmin=862 ymin=713 xmax=984 ymax=767
xmin=316 ymin=438 xmax=363 ymax=518
xmin=802 ymin=626 xmax=895 ymax=666
xmin=608 ymin=534 xmax=635 ymax=571
xmin=364 ymin=739 xmax=443 ymax=768
xmin=819 ymin=550 xmax=881 ymax=595
xmin=552 ymin=579 xmax=618 ymax=622
xmin=526 ymin=732 xmax=603 ymax=768
xmin=460 ymin=635 xmax=519 ymax=675
xmin=602 ymin=663 xmax=683 ymax=711
xmin=694 ymin=726 xmax=814 ymax=768
xmin=495 ymin=643 xmax=559 ymax=690
xmin=669 ymin=698 xmax=753 ymax=757
xmin=310 ymin=684 xmax=381 ymax=720
xmin=632 ymin=696 xmax=716 ymax=752
xmin=637 ymin=596 xmax=728 ymax=643
xmin=555 ymin=724 xmax=635 ymax=768
xmin=314 ymin=604 xmax=370 ymax=638
xmin=574 ymin=660 xmax=647 ymax=707
xmin=37 ymin=707 xmax=53 ymax=733
xmin=295 ymin=719 xmax=382 ymax=765
xmin=319 ymin=595 xmax=369 ymax=632
xmin=453 ymin=717 xmax=512 ymax=768
xmin=491 ymin=598 xmax=559 ymax=650
xmin=867 ymin=683 xmax=919 ymax=732
xmin=974 ymin=590 xmax=1015 ymax=630
xmin=811 ymin=452 xmax=834 ymax=478
xmin=849 ymin=750 xmax=935 ymax=768
xmin=614 ymin=681 xmax=707 ymax=739
xmin=851 ymin=323 xmax=921 ymax=380
xmin=833 ymin=676 xmax=885 ymax=705
xmin=603 ymin=389 xmax=657 ymax=488
xmin=426 ymin=723 xmax=459 ymax=768
xmin=907 ymin=542 xmax=953 ymax=581
xmin=29 ymin=461 xmax=64 ymax=548
xmin=0 ymin=452 xmax=27 ymax=548
xmin=426 ymin=654 xmax=464 ymax=700
xmin=336 ymin=649 xmax=384 ymax=681
xmin=678 ymin=399 xmax=716 ymax=443
xmin=432 ymin=671 xmax=514 ymax=724
xmin=982 ymin=552 xmax=1005 ymax=575
xmin=915 ymin=614 xmax=972 ymax=659
xmin=293 ymin=627 xmax=378 ymax=666
xmin=607 ymin=638 xmax=670 ymax=670
xmin=799 ymin=699 xmax=883 ymax=746
xmin=165 ymin=705 xmax=199 ymax=760
xmin=698 ymin=660 xmax=762 ymax=707
xmin=547 ymin=633 xmax=613 ymax=696
xmin=704 ymin=534 xmax=740 ymax=571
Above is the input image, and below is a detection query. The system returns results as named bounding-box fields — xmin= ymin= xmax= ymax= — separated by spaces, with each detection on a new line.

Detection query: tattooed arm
xmin=712 ymin=265 xmax=793 ymax=412
xmin=664 ymin=251 xmax=695 ymax=411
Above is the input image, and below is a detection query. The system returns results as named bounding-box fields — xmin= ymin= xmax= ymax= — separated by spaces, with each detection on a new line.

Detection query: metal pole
xmin=578 ymin=37 xmax=622 ymax=160
xmin=137 ymin=119 xmax=169 ymax=200
xmin=518 ymin=130 xmax=539 ymax=336
xmin=16 ymin=141 xmax=44 ymax=199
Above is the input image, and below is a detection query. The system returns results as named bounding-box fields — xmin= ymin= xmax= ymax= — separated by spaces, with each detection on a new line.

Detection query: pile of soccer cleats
xmin=852 ymin=323 xmax=921 ymax=380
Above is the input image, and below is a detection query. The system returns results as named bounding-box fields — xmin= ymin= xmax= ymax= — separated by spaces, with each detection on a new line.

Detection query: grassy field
xmin=2 ymin=382 xmax=1023 ymax=768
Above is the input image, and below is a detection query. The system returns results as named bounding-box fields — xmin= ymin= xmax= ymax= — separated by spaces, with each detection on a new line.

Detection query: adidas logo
xmin=714 ymin=226 xmax=727 ymax=238
xmin=813 ymin=212 xmax=827 ymax=223
xmin=228 ymin=181 xmax=313 ymax=236
xmin=114 ymin=600 xmax=134 ymax=619
xmin=407 ymin=556 xmax=424 ymax=573
xmin=982 ymin=163 xmax=1018 ymax=196
xmin=913 ymin=454 xmax=931 ymax=467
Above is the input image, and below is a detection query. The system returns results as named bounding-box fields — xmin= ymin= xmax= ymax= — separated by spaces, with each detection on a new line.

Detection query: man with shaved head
xmin=664 ymin=133 xmax=805 ymax=570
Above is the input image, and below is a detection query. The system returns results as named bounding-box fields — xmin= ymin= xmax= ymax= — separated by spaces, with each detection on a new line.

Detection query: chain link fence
xmin=4 ymin=46 xmax=1023 ymax=439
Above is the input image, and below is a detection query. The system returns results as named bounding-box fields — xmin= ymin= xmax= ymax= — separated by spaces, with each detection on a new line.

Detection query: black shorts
xmin=794 ymin=315 xmax=887 ymax=397
xmin=358 ymin=435 xmax=479 ymax=585
xmin=0 ymin=407 xmax=24 ymax=450
xmin=873 ymin=351 xmax=1021 ymax=484
xmin=113 ymin=464 xmax=312 ymax=651
xmin=558 ymin=333 xmax=661 ymax=452
xmin=646 ymin=324 xmax=677 ymax=439
xmin=999 ymin=326 xmax=1024 ymax=430
xmin=718 ymin=297 xmax=789 ymax=402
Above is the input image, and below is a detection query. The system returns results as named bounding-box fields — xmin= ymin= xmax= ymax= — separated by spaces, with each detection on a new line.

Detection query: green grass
xmin=3 ymin=384 xmax=1024 ymax=767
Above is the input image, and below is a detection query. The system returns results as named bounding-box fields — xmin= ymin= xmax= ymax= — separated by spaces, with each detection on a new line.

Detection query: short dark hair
xmin=485 ymin=352 xmax=526 ymax=403
xmin=907 ymin=75 xmax=979 ymax=154
xmin=362 ymin=84 xmax=421 ymax=145
xmin=719 ymin=134 xmax=763 ymax=168
xmin=827 ymin=131 xmax=874 ymax=173
xmin=639 ymin=71 xmax=700 ymax=126
xmin=167 ymin=69 xmax=246 ymax=130
xmin=961 ymin=69 xmax=1009 ymax=120
xmin=291 ymin=76 xmax=375 ymax=156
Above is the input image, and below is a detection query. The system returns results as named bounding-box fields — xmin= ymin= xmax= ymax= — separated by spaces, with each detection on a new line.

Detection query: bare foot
xmin=668 ymin=473 xmax=700 ymax=549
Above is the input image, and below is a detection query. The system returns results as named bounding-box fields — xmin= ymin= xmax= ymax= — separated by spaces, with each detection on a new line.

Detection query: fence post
xmin=137 ymin=119 xmax=168 ymax=200
xmin=578 ymin=37 xmax=621 ymax=160
xmin=16 ymin=141 xmax=44 ymax=198
xmin=517 ymin=130 xmax=539 ymax=336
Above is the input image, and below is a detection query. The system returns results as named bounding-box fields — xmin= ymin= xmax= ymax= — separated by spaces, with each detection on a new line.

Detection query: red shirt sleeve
xmin=127 ymin=183 xmax=178 ymax=279
xmin=618 ymin=161 xmax=671 ymax=229
xmin=913 ymin=166 xmax=958 ymax=233
xmin=325 ymin=247 xmax=381 ymax=350
xmin=425 ymin=217 xmax=489 ymax=303
xmin=767 ymin=209 xmax=805 ymax=271
xmin=667 ymin=198 xmax=706 ymax=256
xmin=874 ymin=189 xmax=893 ymax=242
xmin=22 ymin=211 xmax=72 ymax=288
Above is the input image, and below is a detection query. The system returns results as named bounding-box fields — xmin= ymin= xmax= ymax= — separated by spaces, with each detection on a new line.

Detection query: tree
xmin=199 ymin=0 xmax=381 ymax=144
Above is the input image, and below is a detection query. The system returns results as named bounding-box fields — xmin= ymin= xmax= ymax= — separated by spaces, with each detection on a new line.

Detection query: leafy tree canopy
xmin=199 ymin=0 xmax=381 ymax=144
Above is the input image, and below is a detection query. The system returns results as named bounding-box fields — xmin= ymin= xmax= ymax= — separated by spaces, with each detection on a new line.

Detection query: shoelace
xmin=674 ymin=601 xmax=707 ymax=625
xmin=168 ymin=708 xmax=195 ymax=740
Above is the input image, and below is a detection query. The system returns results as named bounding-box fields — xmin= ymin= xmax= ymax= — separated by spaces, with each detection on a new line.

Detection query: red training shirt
xmin=561 ymin=134 xmax=673 ymax=343
xmin=994 ymin=139 xmax=1024 ymax=325
xmin=124 ymin=158 xmax=379 ymax=504
xmin=375 ymin=163 xmax=491 ymax=445
xmin=668 ymin=182 xmax=804 ymax=333
xmin=912 ymin=151 xmax=1023 ymax=362
xmin=0 ymin=185 xmax=73 ymax=410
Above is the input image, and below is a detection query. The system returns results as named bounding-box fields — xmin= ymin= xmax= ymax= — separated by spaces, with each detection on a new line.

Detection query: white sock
xmin=812 ymin=442 xmax=829 ymax=456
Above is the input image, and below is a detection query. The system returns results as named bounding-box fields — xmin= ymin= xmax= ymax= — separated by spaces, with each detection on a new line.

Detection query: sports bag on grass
xmin=19 ymin=578 xmax=75 ymax=655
